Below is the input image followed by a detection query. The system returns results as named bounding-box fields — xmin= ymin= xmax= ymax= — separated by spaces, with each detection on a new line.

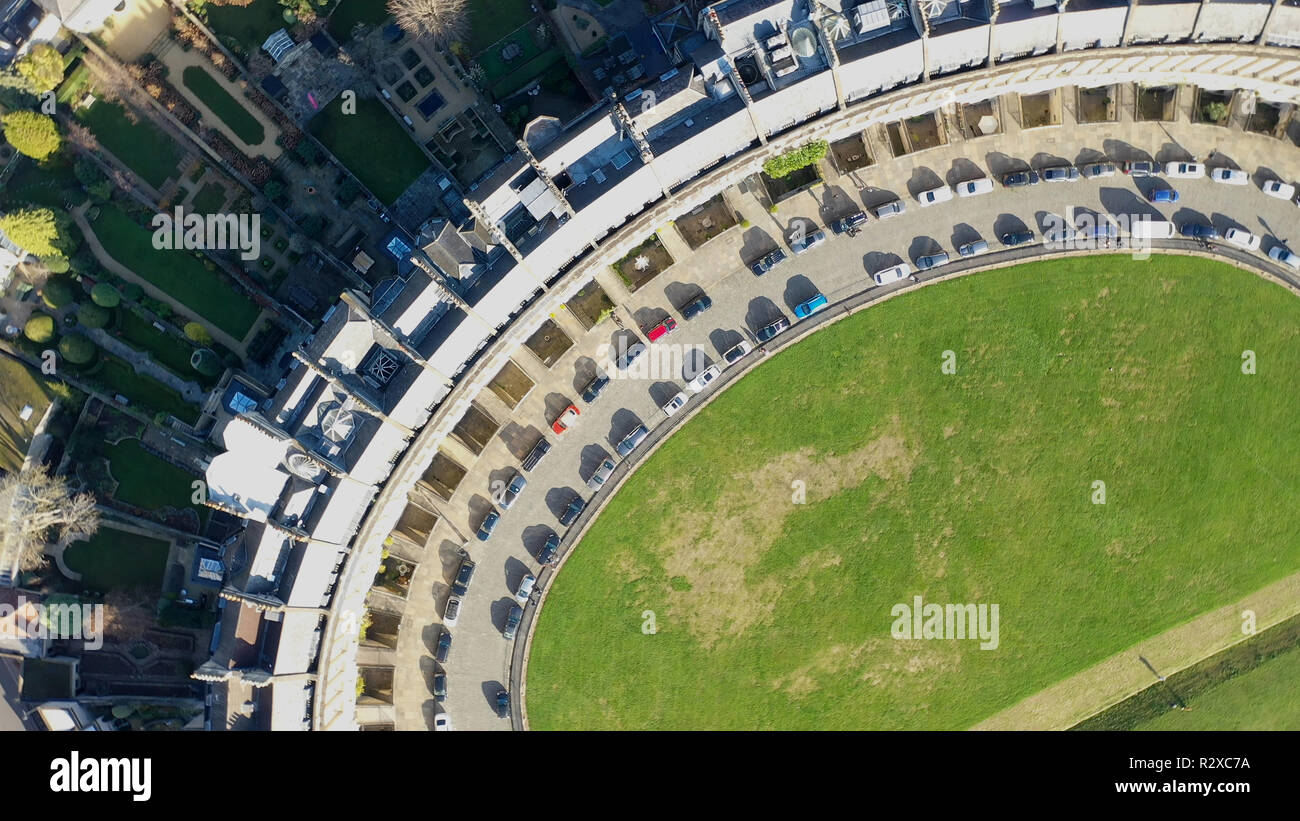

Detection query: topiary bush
xmin=762 ymin=140 xmax=829 ymax=179
xmin=24 ymin=313 xmax=56 ymax=344
xmin=58 ymin=334 xmax=97 ymax=365
xmin=90 ymin=282 xmax=121 ymax=308
xmin=122 ymin=283 xmax=144 ymax=302
xmin=183 ymin=321 xmax=213 ymax=347
xmin=77 ymin=303 xmax=111 ymax=329
xmin=41 ymin=277 xmax=75 ymax=309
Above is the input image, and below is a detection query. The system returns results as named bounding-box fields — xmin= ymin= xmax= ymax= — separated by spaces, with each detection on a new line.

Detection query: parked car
xmin=916 ymin=185 xmax=954 ymax=206
xmin=661 ymin=391 xmax=688 ymax=417
xmin=681 ymin=294 xmax=712 ymax=320
xmin=872 ymin=263 xmax=911 ymax=285
xmin=521 ymin=437 xmax=551 ymax=471
xmin=687 ymin=364 xmax=722 ymax=393
xmin=443 ymin=595 xmax=461 ymax=627
xmin=794 ymin=293 xmax=828 ymax=318
xmin=1041 ymin=165 xmax=1080 ymax=183
xmin=749 ymin=248 xmax=787 ymax=276
xmin=1179 ymin=222 xmax=1220 ymax=239
xmin=1147 ymin=187 xmax=1180 ymax=203
xmin=874 ymin=199 xmax=905 ymax=219
xmin=503 ymin=606 xmax=522 ymax=640
xmin=615 ymin=340 xmax=647 ymax=370
xmin=551 ymin=404 xmax=579 ymax=434
xmin=586 ymin=458 xmax=616 ymax=491
xmin=451 ymin=557 xmax=476 ymax=596
xmin=1001 ymin=170 xmax=1040 ymax=188
xmin=1262 ymin=180 xmax=1297 ymax=200
xmin=646 ymin=316 xmax=677 ymax=342
xmin=495 ymin=689 xmax=511 ymax=719
xmin=476 ymin=510 xmax=500 ymax=541
xmin=433 ymin=673 xmax=447 ymax=702
xmin=958 ymin=240 xmax=989 ymax=258
xmin=915 ymin=251 xmax=950 ymax=271
xmin=755 ymin=316 xmax=790 ymax=342
xmin=616 ymin=423 xmax=650 ymax=456
xmin=1082 ymin=162 xmax=1116 ymax=178
xmin=434 ymin=713 xmax=451 ymax=731
xmin=954 ymin=178 xmax=993 ymax=197
xmin=1122 ymin=160 xmax=1160 ymax=177
xmin=789 ymin=227 xmax=827 ymax=255
xmin=537 ymin=531 xmax=560 ymax=565
xmin=831 ymin=211 xmax=869 ymax=234
xmin=1209 ymin=168 xmax=1249 ymax=185
xmin=559 ymin=494 xmax=587 ymax=526
xmin=500 ymin=471 xmax=527 ymax=509
xmin=435 ymin=629 xmax=452 ymax=663
xmin=723 ymin=340 xmax=752 ymax=365
xmin=1268 ymin=244 xmax=1300 ymax=270
xmin=1224 ymin=228 xmax=1261 ymax=251
xmin=515 ymin=574 xmax=536 ymax=605
xmin=1165 ymin=161 xmax=1205 ymax=179
xmin=1043 ymin=223 xmax=1078 ymax=245
xmin=581 ymin=373 xmax=610 ymax=403
xmin=1000 ymin=230 xmax=1034 ymax=247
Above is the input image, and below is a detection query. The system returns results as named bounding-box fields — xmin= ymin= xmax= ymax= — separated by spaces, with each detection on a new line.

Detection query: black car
xmin=615 ymin=340 xmax=647 ymax=371
xmin=749 ymin=248 xmax=787 ymax=276
xmin=1001 ymin=170 xmax=1040 ymax=188
xmin=537 ymin=532 xmax=560 ymax=565
xmin=521 ymin=437 xmax=551 ymax=471
xmin=503 ymin=605 xmax=522 ymax=640
xmin=581 ymin=373 xmax=610 ymax=403
xmin=831 ymin=211 xmax=868 ymax=234
xmin=1000 ymin=231 xmax=1034 ymax=247
xmin=1179 ymin=222 xmax=1219 ymax=240
xmin=433 ymin=673 xmax=447 ymax=702
xmin=495 ymin=689 xmax=511 ymax=719
xmin=451 ymin=557 xmax=476 ymax=596
xmin=681 ymin=294 xmax=713 ymax=320
xmin=435 ymin=630 xmax=452 ymax=663
xmin=559 ymin=494 xmax=587 ymax=526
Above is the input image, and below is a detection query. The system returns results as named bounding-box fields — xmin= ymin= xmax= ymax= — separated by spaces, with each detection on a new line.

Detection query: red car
xmin=551 ymin=404 xmax=579 ymax=434
xmin=645 ymin=317 xmax=677 ymax=342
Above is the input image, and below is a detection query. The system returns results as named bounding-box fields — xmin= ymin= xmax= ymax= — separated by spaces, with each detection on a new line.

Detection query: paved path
xmin=83 ymin=327 xmax=207 ymax=404
xmin=0 ymin=657 xmax=30 ymax=731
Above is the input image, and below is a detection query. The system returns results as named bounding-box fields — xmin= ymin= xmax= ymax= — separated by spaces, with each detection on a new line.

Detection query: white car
xmin=661 ymin=391 xmax=688 ymax=417
xmin=916 ymin=185 xmax=954 ymax=206
xmin=1164 ymin=161 xmax=1206 ymax=179
xmin=515 ymin=573 xmax=535 ymax=605
xmin=434 ymin=713 xmax=452 ymax=731
xmin=1262 ymin=180 xmax=1297 ymax=201
xmin=443 ymin=595 xmax=461 ymax=627
xmin=722 ymin=340 xmax=752 ymax=365
xmin=1209 ymin=168 xmax=1249 ymax=185
xmin=687 ymin=365 xmax=722 ymax=393
xmin=1224 ymin=228 xmax=1261 ymax=251
xmin=873 ymin=263 xmax=912 ymax=285
xmin=1268 ymin=245 xmax=1300 ymax=270
xmin=954 ymin=178 xmax=993 ymax=198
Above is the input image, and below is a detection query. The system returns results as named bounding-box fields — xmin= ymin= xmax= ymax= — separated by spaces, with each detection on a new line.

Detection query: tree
xmin=388 ymin=0 xmax=470 ymax=46
xmin=58 ymin=334 xmax=97 ymax=364
xmin=41 ymin=276 xmax=75 ymax=309
xmin=184 ymin=321 xmax=213 ymax=347
xmin=762 ymin=140 xmax=829 ymax=179
xmin=15 ymin=45 xmax=66 ymax=94
xmin=122 ymin=283 xmax=145 ymax=302
xmin=0 ymin=207 xmax=65 ymax=258
xmin=0 ymin=467 xmax=100 ymax=572
xmin=91 ymin=283 xmax=121 ymax=308
xmin=1203 ymin=101 xmax=1229 ymax=124
xmin=24 ymin=313 xmax=55 ymax=344
xmin=77 ymin=303 xmax=111 ymax=329
xmin=1 ymin=111 xmax=62 ymax=161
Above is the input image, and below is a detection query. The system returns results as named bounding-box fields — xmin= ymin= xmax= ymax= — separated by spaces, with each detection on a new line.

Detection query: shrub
xmin=24 ymin=313 xmax=56 ymax=344
xmin=58 ymin=334 xmax=97 ymax=365
xmin=0 ymin=111 xmax=61 ymax=161
xmin=184 ymin=321 xmax=213 ymax=347
xmin=43 ymin=255 xmax=70 ymax=274
xmin=122 ymin=283 xmax=145 ymax=302
xmin=91 ymin=283 xmax=122 ymax=308
xmin=191 ymin=348 xmax=222 ymax=377
xmin=77 ymin=303 xmax=111 ymax=329
xmin=762 ymin=140 xmax=828 ymax=179
xmin=41 ymin=277 xmax=75 ymax=309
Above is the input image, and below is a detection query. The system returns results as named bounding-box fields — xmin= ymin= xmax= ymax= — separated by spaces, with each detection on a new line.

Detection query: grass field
xmin=181 ymin=66 xmax=266 ymax=145
xmin=116 ymin=310 xmax=216 ymax=388
xmin=309 ymin=96 xmax=429 ymax=204
xmin=1136 ymin=642 xmax=1300 ymax=730
xmin=191 ymin=182 xmax=227 ymax=213
xmin=89 ymin=205 xmax=261 ymax=340
xmin=0 ymin=356 xmax=71 ymax=473
xmin=467 ymin=0 xmax=535 ymax=54
xmin=100 ymin=439 xmax=203 ymax=515
xmin=206 ymin=0 xmax=304 ymax=55
xmin=95 ymin=356 xmax=199 ymax=425
xmin=328 ymin=0 xmax=390 ymax=41
xmin=78 ymin=101 xmax=182 ymax=190
xmin=63 ymin=526 xmax=170 ymax=592
xmin=527 ymin=256 xmax=1300 ymax=730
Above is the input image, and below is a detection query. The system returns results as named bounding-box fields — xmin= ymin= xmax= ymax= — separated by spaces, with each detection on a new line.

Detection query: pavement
xmin=391 ymin=98 xmax=1300 ymax=731
xmin=0 ymin=657 xmax=32 ymax=732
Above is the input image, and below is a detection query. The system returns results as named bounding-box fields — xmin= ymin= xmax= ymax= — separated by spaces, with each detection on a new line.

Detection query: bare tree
xmin=0 ymin=467 xmax=100 ymax=571
xmin=388 ymin=0 xmax=470 ymax=47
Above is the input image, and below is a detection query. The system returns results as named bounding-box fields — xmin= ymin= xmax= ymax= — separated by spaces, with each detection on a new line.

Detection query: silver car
xmin=587 ymin=458 xmax=616 ymax=490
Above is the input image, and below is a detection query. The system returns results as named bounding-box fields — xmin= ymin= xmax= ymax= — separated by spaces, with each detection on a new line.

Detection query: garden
xmin=309 ymin=95 xmax=431 ymax=205
xmin=612 ymin=233 xmax=675 ymax=290
xmin=77 ymin=100 xmax=183 ymax=190
xmin=63 ymin=526 xmax=171 ymax=592
xmin=181 ymin=65 xmax=267 ymax=145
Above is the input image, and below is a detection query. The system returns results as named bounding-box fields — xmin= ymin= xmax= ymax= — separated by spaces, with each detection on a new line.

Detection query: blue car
xmin=477 ymin=510 xmax=500 ymax=541
xmin=794 ymin=293 xmax=828 ymax=318
xmin=749 ymin=248 xmax=787 ymax=276
xmin=537 ymin=532 xmax=560 ymax=565
xmin=1179 ymin=223 xmax=1219 ymax=239
xmin=1148 ymin=188 xmax=1180 ymax=203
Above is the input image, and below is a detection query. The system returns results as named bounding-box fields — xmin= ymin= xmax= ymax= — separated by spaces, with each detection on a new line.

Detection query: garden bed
xmin=181 ymin=66 xmax=266 ymax=145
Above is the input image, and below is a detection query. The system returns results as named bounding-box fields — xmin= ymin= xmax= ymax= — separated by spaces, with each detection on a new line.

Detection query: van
xmin=1129 ymin=219 xmax=1175 ymax=240
xmin=521 ymin=437 xmax=551 ymax=471
xmin=616 ymin=424 xmax=650 ymax=457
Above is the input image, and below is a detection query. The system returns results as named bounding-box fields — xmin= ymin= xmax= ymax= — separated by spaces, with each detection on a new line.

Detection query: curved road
xmin=427 ymin=129 xmax=1300 ymax=732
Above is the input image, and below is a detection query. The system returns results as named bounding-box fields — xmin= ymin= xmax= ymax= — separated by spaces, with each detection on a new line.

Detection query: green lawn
xmin=206 ymin=0 xmax=306 ymax=55
xmin=528 ymin=256 xmax=1300 ymax=730
xmin=0 ymin=156 xmax=79 ymax=210
xmin=0 ymin=356 xmax=71 ymax=473
xmin=95 ymin=356 xmax=199 ymax=425
xmin=63 ymin=526 xmax=170 ymax=592
xmin=191 ymin=181 xmax=227 ymax=213
xmin=475 ymin=24 xmax=543 ymax=84
xmin=78 ymin=101 xmax=182 ymax=190
xmin=89 ymin=205 xmax=261 ymax=340
xmin=100 ymin=438 xmax=203 ymax=514
xmin=467 ymin=0 xmax=535 ymax=54
xmin=181 ymin=66 xmax=266 ymax=145
xmin=116 ymin=310 xmax=217 ymax=387
xmin=328 ymin=0 xmax=391 ymax=41
xmin=309 ymin=96 xmax=429 ymax=204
